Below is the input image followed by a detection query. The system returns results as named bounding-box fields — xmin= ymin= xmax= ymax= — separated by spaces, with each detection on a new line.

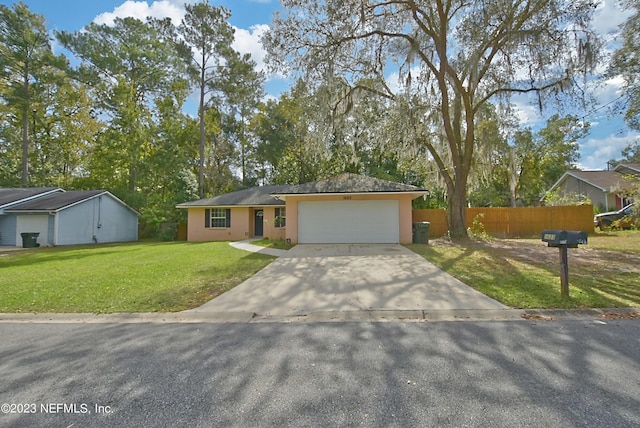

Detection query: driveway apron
xmin=192 ymin=244 xmax=507 ymax=316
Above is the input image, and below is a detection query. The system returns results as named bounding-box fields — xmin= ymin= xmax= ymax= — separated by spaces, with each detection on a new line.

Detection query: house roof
xmin=614 ymin=163 xmax=640 ymax=174
xmin=176 ymin=185 xmax=288 ymax=208
xmin=544 ymin=165 xmax=639 ymax=201
xmin=0 ymin=187 xmax=62 ymax=209
xmin=273 ymin=173 xmax=428 ymax=196
xmin=6 ymin=190 xmax=107 ymax=212
xmin=565 ymin=170 xmax=633 ymax=192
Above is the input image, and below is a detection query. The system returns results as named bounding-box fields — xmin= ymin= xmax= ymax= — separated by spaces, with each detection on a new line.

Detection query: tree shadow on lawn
xmin=0 ymin=246 xmax=140 ymax=268
xmin=417 ymin=238 xmax=640 ymax=309
xmin=407 ymin=241 xmax=478 ymax=272
xmin=494 ymin=241 xmax=640 ymax=308
xmin=0 ymin=241 xmax=235 ymax=269
xmin=184 ymin=252 xmax=276 ymax=309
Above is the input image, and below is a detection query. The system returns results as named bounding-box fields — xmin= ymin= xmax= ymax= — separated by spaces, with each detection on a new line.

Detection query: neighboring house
xmin=0 ymin=187 xmax=63 ymax=246
xmin=0 ymin=188 xmax=138 ymax=247
xmin=543 ymin=163 xmax=640 ymax=211
xmin=178 ymin=174 xmax=428 ymax=244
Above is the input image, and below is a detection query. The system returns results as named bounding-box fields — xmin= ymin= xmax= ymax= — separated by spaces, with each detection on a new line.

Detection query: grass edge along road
xmin=2 ymin=232 xmax=639 ymax=313
xmin=408 ymin=230 xmax=640 ymax=309
xmin=0 ymin=241 xmax=274 ymax=314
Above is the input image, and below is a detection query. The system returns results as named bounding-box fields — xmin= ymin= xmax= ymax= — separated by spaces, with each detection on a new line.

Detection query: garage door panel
xmin=16 ymin=215 xmax=49 ymax=246
xmin=298 ymin=200 xmax=399 ymax=243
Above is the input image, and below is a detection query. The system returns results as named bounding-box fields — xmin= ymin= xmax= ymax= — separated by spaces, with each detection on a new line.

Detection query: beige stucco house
xmin=177 ymin=174 xmax=428 ymax=244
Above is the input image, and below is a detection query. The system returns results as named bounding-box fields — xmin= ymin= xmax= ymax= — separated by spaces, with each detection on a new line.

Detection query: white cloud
xmin=91 ymin=3 xmax=274 ymax=78
xmin=580 ymin=131 xmax=639 ymax=169
xmin=93 ymin=1 xmax=185 ymax=26
xmin=592 ymin=0 xmax=633 ymax=38
xmin=232 ymin=24 xmax=270 ymax=73
xmin=386 ymin=71 xmax=401 ymax=94
xmin=593 ymin=76 xmax=625 ymax=104
xmin=512 ymin=100 xmax=541 ymax=126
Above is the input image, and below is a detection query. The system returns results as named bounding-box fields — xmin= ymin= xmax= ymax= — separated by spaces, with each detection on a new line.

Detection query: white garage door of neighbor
xmin=16 ymin=215 xmax=49 ymax=246
xmin=298 ymin=200 xmax=399 ymax=243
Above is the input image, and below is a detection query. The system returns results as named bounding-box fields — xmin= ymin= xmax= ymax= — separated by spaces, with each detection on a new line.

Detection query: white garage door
xmin=298 ymin=200 xmax=399 ymax=243
xmin=16 ymin=215 xmax=49 ymax=246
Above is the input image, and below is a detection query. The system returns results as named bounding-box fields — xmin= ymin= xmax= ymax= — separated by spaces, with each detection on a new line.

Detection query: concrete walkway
xmin=192 ymin=244 xmax=508 ymax=318
xmin=0 ymin=246 xmax=25 ymax=252
xmin=228 ymin=238 xmax=288 ymax=257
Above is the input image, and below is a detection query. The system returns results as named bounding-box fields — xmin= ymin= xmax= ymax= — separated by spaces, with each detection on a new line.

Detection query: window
xmin=275 ymin=207 xmax=286 ymax=228
xmin=205 ymin=208 xmax=231 ymax=228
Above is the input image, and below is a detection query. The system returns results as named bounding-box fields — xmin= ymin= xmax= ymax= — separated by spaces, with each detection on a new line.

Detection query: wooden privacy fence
xmin=412 ymin=205 xmax=595 ymax=238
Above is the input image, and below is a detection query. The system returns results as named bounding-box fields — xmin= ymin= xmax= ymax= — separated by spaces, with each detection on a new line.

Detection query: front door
xmin=254 ymin=209 xmax=264 ymax=236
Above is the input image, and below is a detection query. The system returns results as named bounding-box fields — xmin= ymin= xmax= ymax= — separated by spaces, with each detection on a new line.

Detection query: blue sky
xmin=1 ymin=0 xmax=638 ymax=170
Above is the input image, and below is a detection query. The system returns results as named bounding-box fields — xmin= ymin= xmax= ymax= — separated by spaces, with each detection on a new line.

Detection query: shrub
xmin=467 ymin=213 xmax=491 ymax=240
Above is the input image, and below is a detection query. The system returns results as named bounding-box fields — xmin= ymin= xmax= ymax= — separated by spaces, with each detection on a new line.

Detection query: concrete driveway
xmin=192 ymin=244 xmax=507 ymax=317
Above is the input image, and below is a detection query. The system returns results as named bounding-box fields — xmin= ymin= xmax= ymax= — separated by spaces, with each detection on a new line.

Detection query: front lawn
xmin=251 ymin=238 xmax=295 ymax=250
xmin=0 ymin=242 xmax=274 ymax=313
xmin=408 ymin=230 xmax=640 ymax=309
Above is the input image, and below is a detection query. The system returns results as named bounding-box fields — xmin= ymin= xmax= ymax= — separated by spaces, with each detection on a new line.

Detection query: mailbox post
xmin=541 ymin=230 xmax=588 ymax=299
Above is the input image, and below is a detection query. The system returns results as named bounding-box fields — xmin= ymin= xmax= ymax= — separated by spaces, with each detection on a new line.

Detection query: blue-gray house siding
xmin=1 ymin=189 xmax=138 ymax=246
xmin=0 ymin=215 xmax=17 ymax=246
xmin=48 ymin=215 xmax=55 ymax=245
xmin=55 ymin=193 xmax=137 ymax=245
xmin=0 ymin=188 xmax=62 ymax=246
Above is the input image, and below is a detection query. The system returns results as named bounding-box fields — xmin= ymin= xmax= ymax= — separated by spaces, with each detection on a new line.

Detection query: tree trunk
xmin=509 ymin=151 xmax=518 ymax=207
xmin=21 ymin=69 xmax=30 ymax=186
xmin=241 ymin=112 xmax=246 ymax=186
xmin=21 ymin=105 xmax=29 ymax=186
xmin=198 ymin=81 xmax=206 ymax=198
xmin=447 ymin=179 xmax=468 ymax=238
xmin=129 ymin=166 xmax=137 ymax=193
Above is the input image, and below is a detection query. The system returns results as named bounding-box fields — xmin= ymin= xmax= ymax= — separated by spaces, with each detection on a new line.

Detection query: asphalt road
xmin=1 ymin=320 xmax=639 ymax=427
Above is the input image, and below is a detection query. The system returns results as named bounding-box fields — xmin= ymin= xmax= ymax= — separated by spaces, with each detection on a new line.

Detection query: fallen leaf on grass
xmin=599 ymin=312 xmax=640 ymax=320
xmin=521 ymin=314 xmax=554 ymax=321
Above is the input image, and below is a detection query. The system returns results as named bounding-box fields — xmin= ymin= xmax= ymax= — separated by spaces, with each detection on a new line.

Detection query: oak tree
xmin=265 ymin=0 xmax=601 ymax=236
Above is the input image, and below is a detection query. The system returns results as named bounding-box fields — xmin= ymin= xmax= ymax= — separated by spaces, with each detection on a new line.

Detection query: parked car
xmin=594 ymin=203 xmax=637 ymax=230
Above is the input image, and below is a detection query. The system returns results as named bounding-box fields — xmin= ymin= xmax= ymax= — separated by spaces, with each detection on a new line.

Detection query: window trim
xmin=275 ymin=207 xmax=286 ymax=228
xmin=205 ymin=208 xmax=231 ymax=228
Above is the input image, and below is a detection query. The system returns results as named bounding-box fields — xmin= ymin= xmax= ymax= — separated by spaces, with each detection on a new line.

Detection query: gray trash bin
xmin=412 ymin=222 xmax=429 ymax=244
xmin=20 ymin=232 xmax=40 ymax=248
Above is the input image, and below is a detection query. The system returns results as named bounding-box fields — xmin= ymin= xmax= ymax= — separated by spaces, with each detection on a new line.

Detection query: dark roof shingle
xmin=567 ymin=171 xmax=636 ymax=192
xmin=177 ymin=185 xmax=287 ymax=207
xmin=614 ymin=163 xmax=640 ymax=174
xmin=7 ymin=190 xmax=105 ymax=211
xmin=274 ymin=173 xmax=426 ymax=194
xmin=0 ymin=187 xmax=61 ymax=208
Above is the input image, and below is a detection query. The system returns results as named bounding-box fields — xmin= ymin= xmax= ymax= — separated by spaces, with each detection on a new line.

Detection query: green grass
xmin=251 ymin=238 xmax=295 ymax=250
xmin=0 ymin=242 xmax=274 ymax=313
xmin=408 ymin=230 xmax=640 ymax=309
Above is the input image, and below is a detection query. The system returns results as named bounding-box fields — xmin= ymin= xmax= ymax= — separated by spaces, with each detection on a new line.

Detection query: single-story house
xmin=0 ymin=188 xmax=138 ymax=247
xmin=177 ymin=185 xmax=289 ymax=242
xmin=543 ymin=163 xmax=640 ymax=210
xmin=177 ymin=173 xmax=428 ymax=244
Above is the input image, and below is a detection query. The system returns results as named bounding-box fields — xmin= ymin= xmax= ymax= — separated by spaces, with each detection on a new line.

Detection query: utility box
xmin=412 ymin=222 xmax=430 ymax=244
xmin=20 ymin=232 xmax=40 ymax=248
xmin=541 ymin=230 xmax=587 ymax=248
